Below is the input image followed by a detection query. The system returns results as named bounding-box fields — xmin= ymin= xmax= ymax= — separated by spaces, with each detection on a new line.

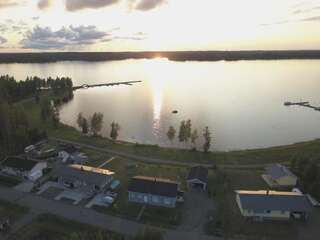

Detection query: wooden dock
xmin=284 ymin=101 xmax=320 ymax=111
xmin=72 ymin=80 xmax=142 ymax=91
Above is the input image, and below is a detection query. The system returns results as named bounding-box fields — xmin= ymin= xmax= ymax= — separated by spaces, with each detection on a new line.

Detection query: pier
xmin=72 ymin=80 xmax=142 ymax=91
xmin=284 ymin=101 xmax=320 ymax=111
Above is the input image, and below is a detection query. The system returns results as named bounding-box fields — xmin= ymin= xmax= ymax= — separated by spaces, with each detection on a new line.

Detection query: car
xmin=24 ymin=145 xmax=36 ymax=153
xmin=102 ymin=196 xmax=114 ymax=204
xmin=177 ymin=196 xmax=184 ymax=203
xmin=105 ymin=191 xmax=118 ymax=198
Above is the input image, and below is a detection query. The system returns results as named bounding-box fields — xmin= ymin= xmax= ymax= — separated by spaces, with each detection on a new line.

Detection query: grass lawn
xmin=206 ymin=168 xmax=300 ymax=240
xmin=18 ymin=96 xmax=320 ymax=166
xmin=8 ymin=214 xmax=123 ymax=240
xmin=0 ymin=200 xmax=28 ymax=223
xmin=0 ymin=175 xmax=22 ymax=187
xmin=92 ymin=157 xmax=187 ymax=228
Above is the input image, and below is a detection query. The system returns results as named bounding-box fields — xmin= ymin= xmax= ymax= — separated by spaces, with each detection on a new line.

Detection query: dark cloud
xmin=0 ymin=36 xmax=7 ymax=44
xmin=0 ymin=0 xmax=19 ymax=8
xmin=37 ymin=0 xmax=51 ymax=10
xmin=65 ymin=0 xmax=119 ymax=11
xmin=21 ymin=25 xmax=110 ymax=49
xmin=129 ymin=0 xmax=166 ymax=11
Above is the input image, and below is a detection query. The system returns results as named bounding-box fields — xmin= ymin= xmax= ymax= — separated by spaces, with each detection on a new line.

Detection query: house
xmin=0 ymin=156 xmax=47 ymax=181
xmin=128 ymin=176 xmax=179 ymax=208
xmin=186 ymin=166 xmax=208 ymax=190
xmin=236 ymin=190 xmax=312 ymax=221
xmin=56 ymin=164 xmax=114 ymax=192
xmin=262 ymin=163 xmax=298 ymax=188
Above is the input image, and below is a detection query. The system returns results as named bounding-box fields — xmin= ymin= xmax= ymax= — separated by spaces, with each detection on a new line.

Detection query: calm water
xmin=2 ymin=59 xmax=320 ymax=151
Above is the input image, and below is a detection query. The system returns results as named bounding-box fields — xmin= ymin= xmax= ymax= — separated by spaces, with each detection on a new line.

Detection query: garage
xmin=186 ymin=166 xmax=208 ymax=191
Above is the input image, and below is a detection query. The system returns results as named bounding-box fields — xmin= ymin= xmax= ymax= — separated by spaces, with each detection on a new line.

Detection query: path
xmin=98 ymin=157 xmax=116 ymax=168
xmin=0 ymin=186 xmax=220 ymax=240
xmin=50 ymin=137 xmax=270 ymax=169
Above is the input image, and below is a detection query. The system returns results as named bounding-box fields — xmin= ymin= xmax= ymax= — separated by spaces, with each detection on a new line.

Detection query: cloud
xmin=0 ymin=36 xmax=7 ymax=44
xmin=128 ymin=0 xmax=166 ymax=11
xmin=37 ymin=0 xmax=52 ymax=10
xmin=301 ymin=15 xmax=320 ymax=21
xmin=21 ymin=25 xmax=110 ymax=49
xmin=65 ymin=0 xmax=119 ymax=11
xmin=292 ymin=5 xmax=320 ymax=14
xmin=114 ymin=31 xmax=147 ymax=40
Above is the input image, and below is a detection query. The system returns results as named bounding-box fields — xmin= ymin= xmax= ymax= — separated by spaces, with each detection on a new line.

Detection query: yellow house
xmin=236 ymin=190 xmax=312 ymax=221
xmin=262 ymin=163 xmax=297 ymax=188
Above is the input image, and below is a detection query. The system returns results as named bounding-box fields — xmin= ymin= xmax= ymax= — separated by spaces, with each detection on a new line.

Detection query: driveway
xmin=179 ymin=188 xmax=215 ymax=232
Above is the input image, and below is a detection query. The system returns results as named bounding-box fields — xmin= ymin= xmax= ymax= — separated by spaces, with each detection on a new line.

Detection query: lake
xmin=1 ymin=59 xmax=320 ymax=151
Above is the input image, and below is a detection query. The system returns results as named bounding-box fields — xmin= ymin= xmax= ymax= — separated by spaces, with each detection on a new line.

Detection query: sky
xmin=0 ymin=0 xmax=320 ymax=52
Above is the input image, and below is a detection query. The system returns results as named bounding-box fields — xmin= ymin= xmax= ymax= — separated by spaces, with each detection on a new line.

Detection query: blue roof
xmin=237 ymin=190 xmax=312 ymax=212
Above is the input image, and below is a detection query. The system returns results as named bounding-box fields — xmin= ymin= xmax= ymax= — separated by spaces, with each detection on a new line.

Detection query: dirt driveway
xmin=178 ymin=188 xmax=215 ymax=232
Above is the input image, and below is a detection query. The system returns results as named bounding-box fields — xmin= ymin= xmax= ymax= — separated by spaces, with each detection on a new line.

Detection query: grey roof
xmin=237 ymin=190 xmax=312 ymax=213
xmin=266 ymin=164 xmax=297 ymax=180
xmin=1 ymin=157 xmax=38 ymax=171
xmin=128 ymin=176 xmax=178 ymax=198
xmin=187 ymin=166 xmax=208 ymax=183
xmin=57 ymin=165 xmax=113 ymax=186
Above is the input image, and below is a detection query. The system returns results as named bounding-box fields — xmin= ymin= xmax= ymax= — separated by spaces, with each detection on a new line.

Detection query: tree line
xmin=0 ymin=101 xmax=47 ymax=158
xmin=0 ymin=75 xmax=73 ymax=103
xmin=0 ymin=75 xmax=74 ymax=158
xmin=167 ymin=119 xmax=212 ymax=152
xmin=77 ymin=112 xmax=120 ymax=141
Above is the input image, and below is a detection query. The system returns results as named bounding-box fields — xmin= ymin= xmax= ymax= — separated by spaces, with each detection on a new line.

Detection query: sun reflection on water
xmin=144 ymin=58 xmax=171 ymax=137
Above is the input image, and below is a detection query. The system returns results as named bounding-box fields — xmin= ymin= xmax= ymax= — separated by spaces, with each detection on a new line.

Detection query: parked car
xmin=177 ymin=196 xmax=185 ymax=203
xmin=105 ymin=191 xmax=118 ymax=198
xmin=102 ymin=196 xmax=114 ymax=204
xmin=24 ymin=145 xmax=36 ymax=153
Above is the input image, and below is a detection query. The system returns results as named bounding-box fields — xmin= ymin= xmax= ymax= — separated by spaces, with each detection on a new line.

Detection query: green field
xmin=0 ymin=200 xmax=28 ymax=223
xmin=8 ymin=214 xmax=123 ymax=240
xmin=0 ymin=175 xmax=21 ymax=187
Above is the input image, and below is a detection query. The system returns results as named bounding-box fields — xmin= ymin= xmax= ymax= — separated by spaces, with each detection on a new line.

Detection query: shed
xmin=186 ymin=166 xmax=208 ymax=190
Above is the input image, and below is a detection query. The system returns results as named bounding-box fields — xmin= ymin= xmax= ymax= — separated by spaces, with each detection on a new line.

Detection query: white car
xmin=103 ymin=196 xmax=114 ymax=204
xmin=24 ymin=145 xmax=36 ymax=153
xmin=105 ymin=191 xmax=118 ymax=198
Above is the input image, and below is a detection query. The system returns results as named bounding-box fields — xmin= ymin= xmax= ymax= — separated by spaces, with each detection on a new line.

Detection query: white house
xmin=236 ymin=190 xmax=312 ymax=221
xmin=262 ymin=163 xmax=297 ymax=188
xmin=0 ymin=156 xmax=47 ymax=181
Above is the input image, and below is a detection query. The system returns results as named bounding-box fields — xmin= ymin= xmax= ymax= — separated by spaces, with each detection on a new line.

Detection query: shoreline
xmin=1 ymin=50 xmax=320 ymax=63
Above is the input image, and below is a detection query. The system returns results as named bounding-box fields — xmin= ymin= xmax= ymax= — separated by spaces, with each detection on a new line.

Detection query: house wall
xmin=242 ymin=209 xmax=291 ymax=220
xmin=276 ymin=176 xmax=297 ymax=187
xmin=128 ymin=191 xmax=176 ymax=208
